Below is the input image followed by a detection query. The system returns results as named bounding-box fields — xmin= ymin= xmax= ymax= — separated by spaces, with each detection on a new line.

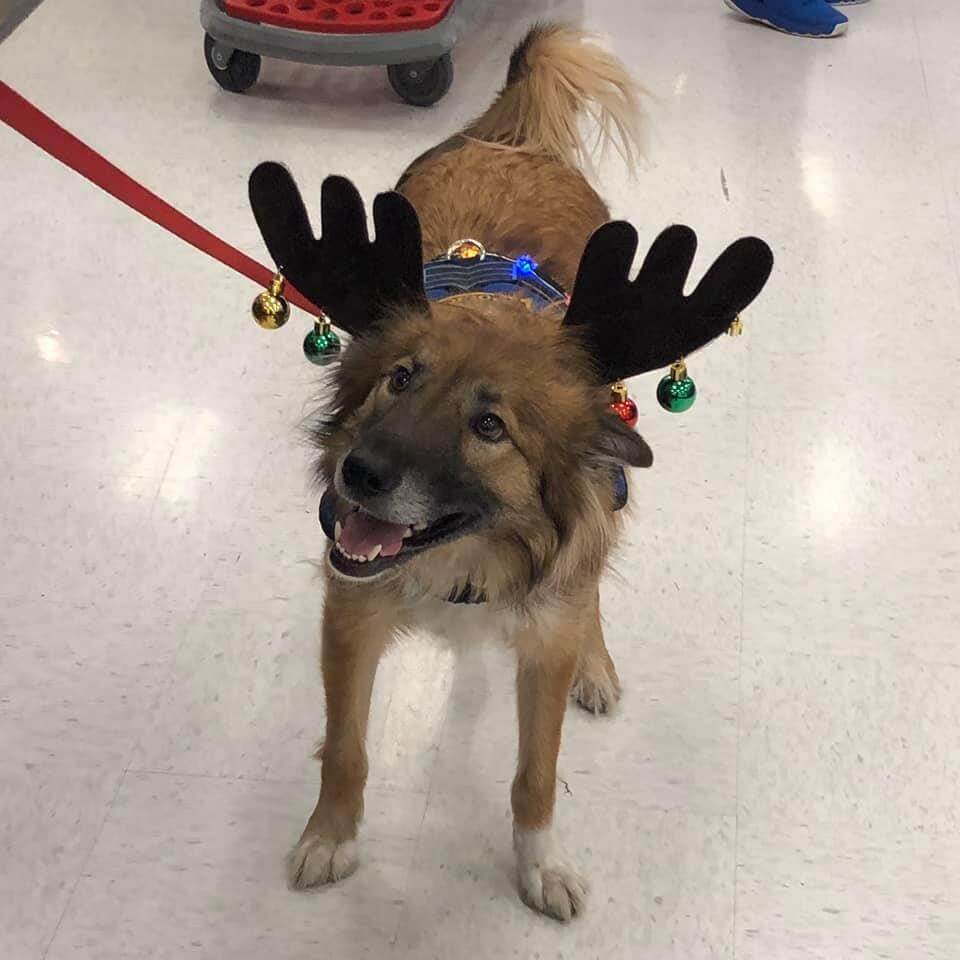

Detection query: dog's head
xmin=249 ymin=165 xmax=773 ymax=599
xmin=314 ymin=297 xmax=651 ymax=595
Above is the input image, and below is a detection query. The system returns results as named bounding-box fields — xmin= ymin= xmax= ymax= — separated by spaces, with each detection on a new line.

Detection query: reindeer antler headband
xmin=247 ymin=162 xmax=774 ymax=411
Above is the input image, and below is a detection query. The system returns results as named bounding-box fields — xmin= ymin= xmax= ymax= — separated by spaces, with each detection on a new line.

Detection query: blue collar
xmin=423 ymin=239 xmax=567 ymax=311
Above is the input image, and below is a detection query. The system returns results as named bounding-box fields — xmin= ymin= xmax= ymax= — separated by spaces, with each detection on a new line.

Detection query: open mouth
xmin=320 ymin=488 xmax=479 ymax=579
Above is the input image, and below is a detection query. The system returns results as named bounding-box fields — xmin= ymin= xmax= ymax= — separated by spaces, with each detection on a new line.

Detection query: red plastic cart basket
xmin=200 ymin=0 xmax=476 ymax=105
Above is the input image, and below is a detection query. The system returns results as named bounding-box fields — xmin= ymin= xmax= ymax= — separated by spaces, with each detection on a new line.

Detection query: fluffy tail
xmin=466 ymin=23 xmax=642 ymax=171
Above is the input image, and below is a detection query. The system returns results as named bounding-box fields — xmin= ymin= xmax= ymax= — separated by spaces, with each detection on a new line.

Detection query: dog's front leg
xmin=287 ymin=587 xmax=389 ymax=889
xmin=511 ymin=645 xmax=586 ymax=921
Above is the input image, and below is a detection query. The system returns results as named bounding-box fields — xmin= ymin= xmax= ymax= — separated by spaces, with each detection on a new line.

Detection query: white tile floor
xmin=1 ymin=0 xmax=959 ymax=957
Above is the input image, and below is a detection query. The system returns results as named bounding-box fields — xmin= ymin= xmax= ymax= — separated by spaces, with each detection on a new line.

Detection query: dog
xmin=248 ymin=24 xmax=772 ymax=921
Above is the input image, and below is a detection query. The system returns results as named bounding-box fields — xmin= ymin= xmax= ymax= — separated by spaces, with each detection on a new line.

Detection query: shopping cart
xmin=200 ymin=0 xmax=475 ymax=106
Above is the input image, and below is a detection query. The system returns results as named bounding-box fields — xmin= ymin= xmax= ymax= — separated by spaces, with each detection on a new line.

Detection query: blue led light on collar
xmin=512 ymin=253 xmax=538 ymax=278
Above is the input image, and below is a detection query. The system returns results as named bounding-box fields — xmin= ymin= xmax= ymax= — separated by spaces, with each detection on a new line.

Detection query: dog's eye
xmin=474 ymin=413 xmax=506 ymax=442
xmin=388 ymin=365 xmax=412 ymax=393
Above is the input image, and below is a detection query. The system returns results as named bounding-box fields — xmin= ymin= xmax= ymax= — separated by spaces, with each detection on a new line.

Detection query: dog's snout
xmin=342 ymin=449 xmax=402 ymax=499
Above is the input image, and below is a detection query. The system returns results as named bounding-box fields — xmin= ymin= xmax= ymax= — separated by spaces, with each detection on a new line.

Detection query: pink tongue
xmin=339 ymin=510 xmax=407 ymax=559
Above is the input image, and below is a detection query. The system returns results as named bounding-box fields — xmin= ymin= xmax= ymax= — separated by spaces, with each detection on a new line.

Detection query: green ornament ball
xmin=657 ymin=371 xmax=697 ymax=413
xmin=303 ymin=326 xmax=341 ymax=366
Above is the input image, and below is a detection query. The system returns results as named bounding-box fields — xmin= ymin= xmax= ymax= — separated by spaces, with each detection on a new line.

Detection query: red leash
xmin=0 ymin=80 xmax=317 ymax=314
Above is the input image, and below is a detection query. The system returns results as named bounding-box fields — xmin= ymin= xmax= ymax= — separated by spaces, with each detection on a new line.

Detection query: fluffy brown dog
xmin=248 ymin=24 xmax=772 ymax=920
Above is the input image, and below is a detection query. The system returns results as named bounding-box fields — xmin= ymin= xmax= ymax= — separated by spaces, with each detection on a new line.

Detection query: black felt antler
xmin=248 ymin=162 xmax=426 ymax=337
xmin=564 ymin=222 xmax=774 ymax=383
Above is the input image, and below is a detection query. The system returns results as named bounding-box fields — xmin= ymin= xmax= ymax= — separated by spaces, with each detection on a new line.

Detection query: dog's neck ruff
xmin=423 ymin=239 xmax=567 ymax=311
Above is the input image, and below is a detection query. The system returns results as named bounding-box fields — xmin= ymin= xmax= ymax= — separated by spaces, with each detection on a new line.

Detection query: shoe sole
xmin=723 ymin=0 xmax=848 ymax=36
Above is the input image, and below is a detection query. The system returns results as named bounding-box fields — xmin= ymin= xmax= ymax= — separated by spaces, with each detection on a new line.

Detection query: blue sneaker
xmin=724 ymin=0 xmax=848 ymax=36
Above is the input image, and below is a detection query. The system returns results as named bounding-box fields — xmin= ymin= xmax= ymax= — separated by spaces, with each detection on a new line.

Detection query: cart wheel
xmin=387 ymin=54 xmax=453 ymax=107
xmin=204 ymin=34 xmax=261 ymax=94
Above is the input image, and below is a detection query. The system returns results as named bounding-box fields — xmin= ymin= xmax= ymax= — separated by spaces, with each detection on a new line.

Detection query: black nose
xmin=341 ymin=448 xmax=402 ymax=499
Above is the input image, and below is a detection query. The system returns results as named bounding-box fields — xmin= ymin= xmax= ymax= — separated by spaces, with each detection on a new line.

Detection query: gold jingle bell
xmin=446 ymin=238 xmax=486 ymax=263
xmin=252 ymin=273 xmax=290 ymax=330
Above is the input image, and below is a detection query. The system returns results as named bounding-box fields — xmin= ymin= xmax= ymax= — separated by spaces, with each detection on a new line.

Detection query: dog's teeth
xmin=367 ymin=544 xmax=382 ymax=561
xmin=335 ymin=520 xmax=342 ymax=543
xmin=413 ymin=522 xmax=428 ymax=532
xmin=402 ymin=527 xmax=413 ymax=539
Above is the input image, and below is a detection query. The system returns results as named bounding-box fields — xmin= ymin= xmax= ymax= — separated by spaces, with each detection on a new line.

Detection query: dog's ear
xmin=248 ymin=163 xmax=427 ymax=337
xmin=592 ymin=413 xmax=653 ymax=468
xmin=564 ymin=221 xmax=774 ymax=384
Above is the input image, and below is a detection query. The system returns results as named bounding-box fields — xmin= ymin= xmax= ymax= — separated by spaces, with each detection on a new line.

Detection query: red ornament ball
xmin=610 ymin=396 xmax=639 ymax=429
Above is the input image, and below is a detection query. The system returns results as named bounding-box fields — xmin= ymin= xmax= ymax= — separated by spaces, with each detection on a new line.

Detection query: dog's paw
xmin=287 ymin=834 xmax=358 ymax=889
xmin=571 ymin=656 xmax=621 ymax=715
xmin=514 ymin=826 xmax=588 ymax=921
xmin=518 ymin=860 xmax=588 ymax=921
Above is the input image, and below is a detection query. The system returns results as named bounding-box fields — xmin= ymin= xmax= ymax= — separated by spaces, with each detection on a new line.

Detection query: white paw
xmin=571 ymin=658 xmax=621 ymax=715
xmin=287 ymin=834 xmax=358 ymax=889
xmin=514 ymin=825 xmax=588 ymax=921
